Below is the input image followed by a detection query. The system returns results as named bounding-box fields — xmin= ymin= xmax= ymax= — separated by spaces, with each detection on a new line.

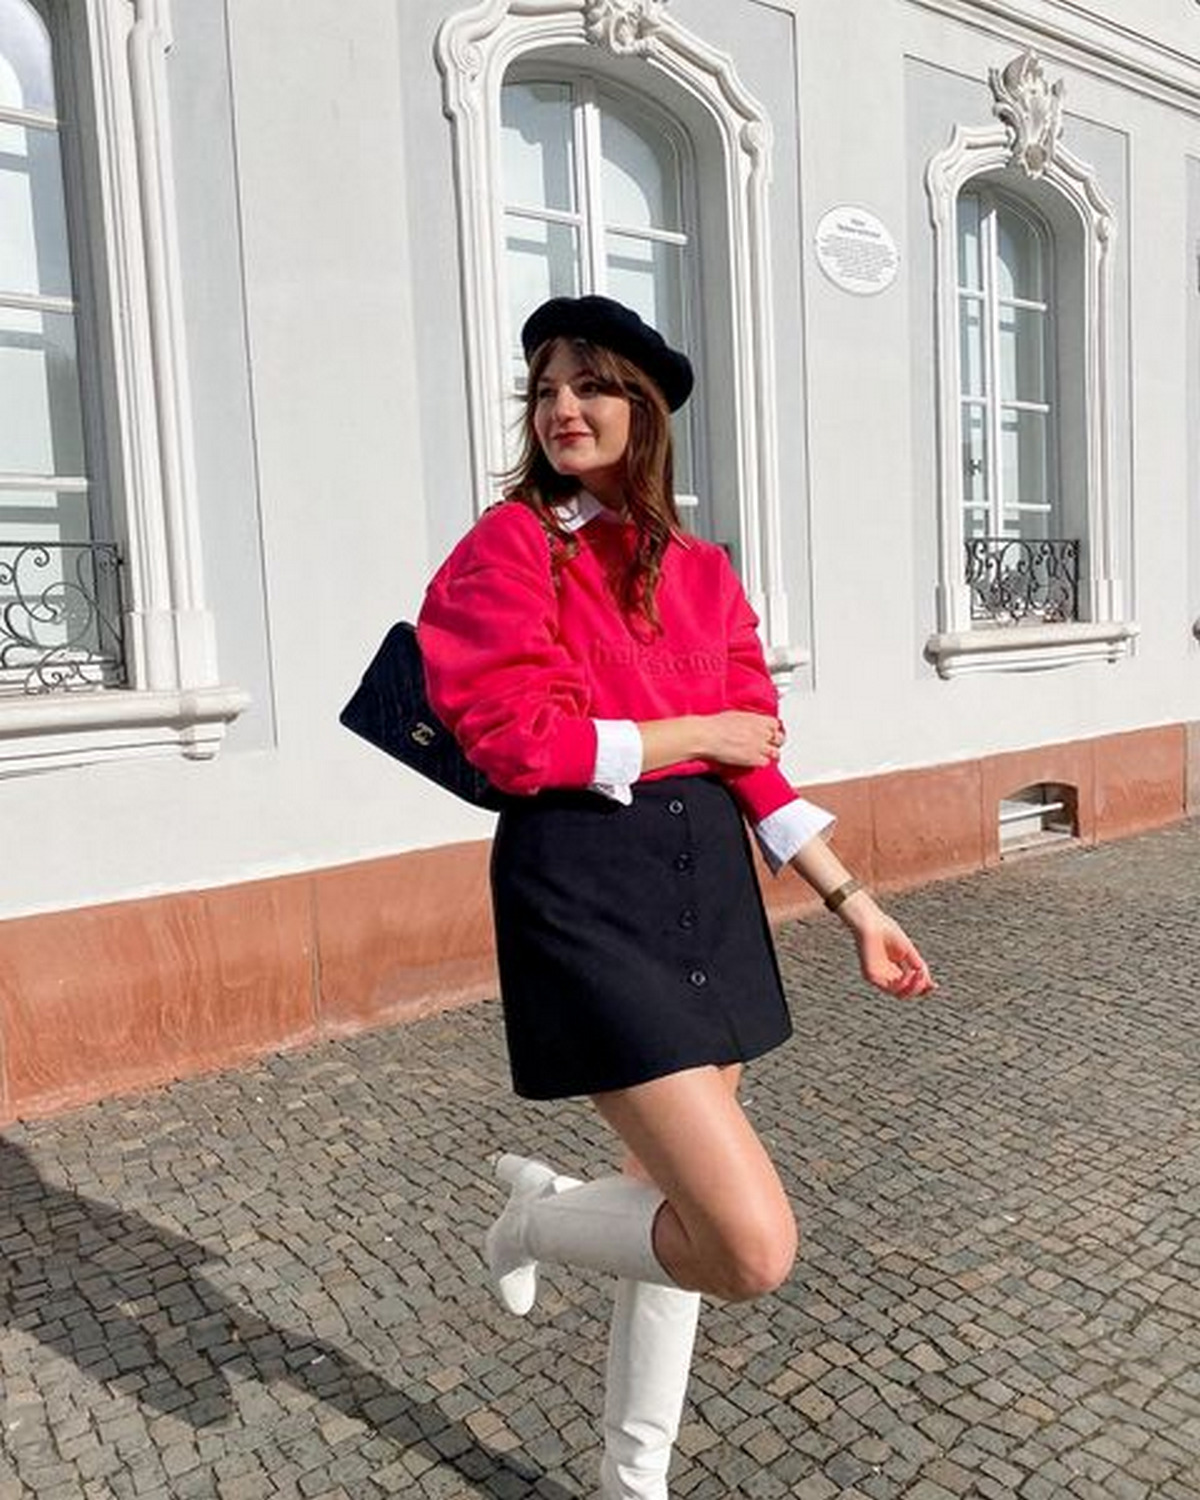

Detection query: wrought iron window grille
xmin=965 ymin=536 xmax=1080 ymax=625
xmin=0 ymin=541 xmax=127 ymax=696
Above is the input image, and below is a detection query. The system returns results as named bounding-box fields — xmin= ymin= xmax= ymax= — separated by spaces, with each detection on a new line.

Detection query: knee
xmin=710 ymin=1214 xmax=799 ymax=1303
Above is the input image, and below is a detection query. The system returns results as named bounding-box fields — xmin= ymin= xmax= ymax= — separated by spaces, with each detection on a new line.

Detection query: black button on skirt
xmin=491 ymin=774 xmax=792 ymax=1100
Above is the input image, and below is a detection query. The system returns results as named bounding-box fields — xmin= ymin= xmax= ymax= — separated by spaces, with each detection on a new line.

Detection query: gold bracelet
xmin=824 ymin=877 xmax=862 ymax=913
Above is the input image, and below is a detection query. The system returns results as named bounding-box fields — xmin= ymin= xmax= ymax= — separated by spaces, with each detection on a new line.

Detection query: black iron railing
xmin=0 ymin=540 xmax=126 ymax=694
xmin=965 ymin=536 xmax=1080 ymax=625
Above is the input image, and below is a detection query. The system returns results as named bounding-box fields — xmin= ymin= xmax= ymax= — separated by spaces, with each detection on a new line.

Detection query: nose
xmin=552 ymin=383 xmax=580 ymax=420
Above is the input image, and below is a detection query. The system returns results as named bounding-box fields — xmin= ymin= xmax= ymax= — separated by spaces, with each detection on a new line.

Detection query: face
xmin=532 ymin=344 xmax=632 ymax=501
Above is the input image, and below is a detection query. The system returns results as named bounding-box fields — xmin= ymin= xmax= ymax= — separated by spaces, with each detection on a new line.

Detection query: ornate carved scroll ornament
xmin=584 ymin=0 xmax=667 ymax=56
xmin=989 ymin=49 xmax=1064 ymax=178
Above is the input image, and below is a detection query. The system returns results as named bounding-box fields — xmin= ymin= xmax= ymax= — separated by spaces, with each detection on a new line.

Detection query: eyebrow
xmin=541 ymin=366 xmax=604 ymax=384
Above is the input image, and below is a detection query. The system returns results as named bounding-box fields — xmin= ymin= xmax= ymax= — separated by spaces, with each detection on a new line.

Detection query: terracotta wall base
xmin=1 ymin=723 xmax=1192 ymax=1123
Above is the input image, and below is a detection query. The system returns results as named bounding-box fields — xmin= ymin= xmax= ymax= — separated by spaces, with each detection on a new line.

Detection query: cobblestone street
xmin=3 ymin=821 xmax=1200 ymax=1499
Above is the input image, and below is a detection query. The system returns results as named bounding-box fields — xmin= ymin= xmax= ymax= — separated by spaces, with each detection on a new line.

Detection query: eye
xmin=575 ymin=378 xmax=601 ymax=397
xmin=535 ymin=383 xmax=556 ymax=402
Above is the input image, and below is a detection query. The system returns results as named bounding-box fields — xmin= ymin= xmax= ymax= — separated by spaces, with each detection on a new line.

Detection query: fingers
xmin=861 ymin=927 xmax=936 ymax=999
xmin=902 ymin=942 xmax=936 ymax=995
xmin=715 ymin=711 xmax=785 ymax=766
xmin=870 ymin=961 xmax=931 ymax=999
xmin=888 ymin=935 xmax=933 ymax=995
xmin=877 ymin=947 xmax=934 ymax=998
xmin=893 ymin=955 xmax=936 ymax=997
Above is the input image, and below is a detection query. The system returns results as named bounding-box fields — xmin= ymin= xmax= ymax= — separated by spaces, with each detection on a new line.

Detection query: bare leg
xmin=600 ymin=1065 xmax=759 ymax=1497
xmin=620 ymin=1063 xmax=742 ymax=1182
xmin=483 ymin=1068 xmax=793 ymax=1308
xmin=592 ymin=1064 xmax=797 ymax=1303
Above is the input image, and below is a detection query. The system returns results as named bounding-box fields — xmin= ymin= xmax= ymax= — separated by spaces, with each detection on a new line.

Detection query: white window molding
xmin=924 ymin=48 xmax=1136 ymax=679
xmin=928 ymin=619 xmax=1138 ymax=678
xmin=0 ymin=0 xmax=247 ymax=774
xmin=436 ymin=0 xmax=806 ymax=683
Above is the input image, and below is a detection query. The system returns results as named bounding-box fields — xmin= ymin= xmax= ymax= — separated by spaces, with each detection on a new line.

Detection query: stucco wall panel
xmin=1093 ymin=724 xmax=1187 ymax=840
xmin=870 ymin=760 xmax=986 ymax=889
xmin=313 ymin=842 xmax=496 ymax=1033
xmin=0 ymin=880 xmax=317 ymax=1119
xmin=1189 ymin=722 xmax=1200 ymax=816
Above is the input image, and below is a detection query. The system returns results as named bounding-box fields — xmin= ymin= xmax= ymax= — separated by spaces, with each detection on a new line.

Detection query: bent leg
xmin=620 ymin=1063 xmax=741 ymax=1182
xmin=600 ymin=1074 xmax=741 ymax=1499
xmin=592 ymin=1065 xmax=797 ymax=1303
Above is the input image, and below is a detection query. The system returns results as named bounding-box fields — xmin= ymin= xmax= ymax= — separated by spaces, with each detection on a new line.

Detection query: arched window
xmin=924 ymin=50 xmax=1134 ymax=677
xmin=0 ymin=0 xmax=119 ymax=689
xmin=500 ymin=72 xmax=702 ymax=514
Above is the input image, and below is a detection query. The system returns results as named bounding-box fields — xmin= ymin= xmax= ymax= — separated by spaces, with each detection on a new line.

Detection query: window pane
xmin=0 ymin=304 xmax=86 ymax=475
xmin=0 ymin=120 xmax=73 ymax=297
xmin=605 ymin=233 xmax=683 ymax=348
xmin=1000 ymin=408 xmax=1049 ymax=529
xmin=600 ymin=100 xmax=680 ymax=232
xmin=959 ymin=294 xmax=985 ymax=398
xmin=0 ymin=486 xmax=90 ymax=545
xmin=501 ymin=82 xmax=575 ymax=213
xmin=961 ymin=404 xmax=988 ymax=529
xmin=996 ymin=204 xmax=1044 ymax=302
xmin=505 ymin=214 xmax=579 ymax=379
xmin=957 ymin=192 xmax=982 ymax=292
xmin=0 ymin=0 xmax=55 ymax=113
xmin=999 ymin=304 xmax=1048 ymax=404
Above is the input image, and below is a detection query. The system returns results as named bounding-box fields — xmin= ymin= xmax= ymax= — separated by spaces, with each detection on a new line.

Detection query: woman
xmin=417 ymin=295 xmax=934 ymax=1498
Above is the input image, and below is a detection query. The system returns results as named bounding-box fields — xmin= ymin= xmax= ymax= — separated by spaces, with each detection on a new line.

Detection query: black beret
xmin=521 ymin=295 xmax=694 ymax=412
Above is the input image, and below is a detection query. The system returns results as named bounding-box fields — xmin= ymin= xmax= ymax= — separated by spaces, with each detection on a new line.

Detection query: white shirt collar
xmin=551 ymin=491 xmax=692 ymax=549
xmin=552 ymin=491 xmax=626 ymax=533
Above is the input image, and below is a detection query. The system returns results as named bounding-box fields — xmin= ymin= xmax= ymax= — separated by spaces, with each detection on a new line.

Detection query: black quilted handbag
xmin=339 ymin=621 xmax=506 ymax=809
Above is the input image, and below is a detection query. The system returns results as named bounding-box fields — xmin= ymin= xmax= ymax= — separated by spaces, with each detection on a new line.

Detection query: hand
xmin=843 ymin=898 xmax=936 ymax=999
xmin=700 ymin=711 xmax=785 ymax=768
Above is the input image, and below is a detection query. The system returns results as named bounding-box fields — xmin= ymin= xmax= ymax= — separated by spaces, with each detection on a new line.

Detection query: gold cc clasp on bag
xmin=410 ymin=722 xmax=437 ymax=747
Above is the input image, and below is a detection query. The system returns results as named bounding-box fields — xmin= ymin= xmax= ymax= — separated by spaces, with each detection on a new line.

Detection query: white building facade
xmin=1 ymin=0 xmax=1197 ymax=1118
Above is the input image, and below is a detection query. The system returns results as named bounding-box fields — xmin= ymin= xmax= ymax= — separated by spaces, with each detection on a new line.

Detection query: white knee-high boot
xmin=599 ymin=1279 xmax=701 ymax=1500
xmin=483 ymin=1156 xmax=581 ymax=1314
xmin=485 ymin=1155 xmax=677 ymax=1316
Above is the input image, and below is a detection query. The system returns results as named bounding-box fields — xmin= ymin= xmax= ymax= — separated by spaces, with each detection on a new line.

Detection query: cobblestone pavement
xmin=5 ymin=822 xmax=1200 ymax=1499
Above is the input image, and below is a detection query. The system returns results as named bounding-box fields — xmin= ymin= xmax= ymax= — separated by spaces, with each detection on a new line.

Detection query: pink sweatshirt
xmin=417 ymin=498 xmax=798 ymax=825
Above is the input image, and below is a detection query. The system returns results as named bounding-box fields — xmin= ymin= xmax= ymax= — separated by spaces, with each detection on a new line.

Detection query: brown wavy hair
xmin=503 ymin=337 xmax=680 ymax=630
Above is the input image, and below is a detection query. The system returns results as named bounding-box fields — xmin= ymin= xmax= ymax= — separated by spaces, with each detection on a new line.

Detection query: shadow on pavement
xmin=0 ymin=1137 xmax=577 ymax=1498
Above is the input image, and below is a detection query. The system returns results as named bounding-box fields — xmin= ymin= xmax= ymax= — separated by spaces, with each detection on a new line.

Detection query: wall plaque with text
xmin=815 ymin=206 xmax=899 ymax=295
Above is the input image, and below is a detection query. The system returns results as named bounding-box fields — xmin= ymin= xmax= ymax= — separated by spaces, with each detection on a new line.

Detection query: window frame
xmin=923 ymin=54 xmax=1136 ymax=679
xmin=0 ymin=0 xmax=247 ymax=772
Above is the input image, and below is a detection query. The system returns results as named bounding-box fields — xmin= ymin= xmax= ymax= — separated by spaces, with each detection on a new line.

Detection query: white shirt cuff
xmin=590 ymin=719 xmax=643 ymax=805
xmin=754 ymin=798 xmax=837 ymax=875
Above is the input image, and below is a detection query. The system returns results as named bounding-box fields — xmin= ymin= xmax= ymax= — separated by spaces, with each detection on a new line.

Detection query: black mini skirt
xmin=490 ymin=774 xmax=791 ymax=1100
